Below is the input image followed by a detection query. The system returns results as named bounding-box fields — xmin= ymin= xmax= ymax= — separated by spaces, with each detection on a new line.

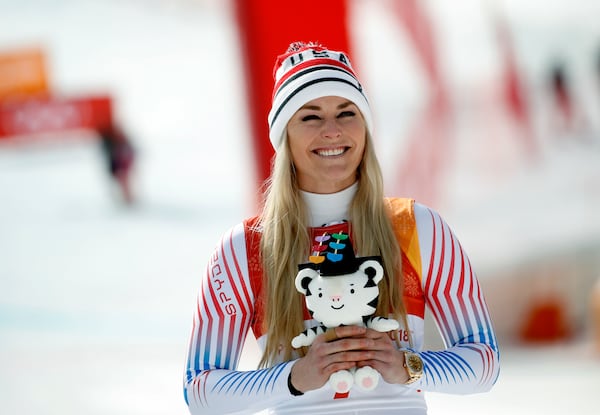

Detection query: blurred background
xmin=1 ymin=0 xmax=599 ymax=414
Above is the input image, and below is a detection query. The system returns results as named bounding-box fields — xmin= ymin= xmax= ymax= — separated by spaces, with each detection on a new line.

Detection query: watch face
xmin=407 ymin=354 xmax=423 ymax=373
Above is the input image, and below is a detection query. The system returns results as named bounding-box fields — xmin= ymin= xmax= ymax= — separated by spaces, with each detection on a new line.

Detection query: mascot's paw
xmin=291 ymin=336 xmax=306 ymax=348
xmin=369 ymin=317 xmax=401 ymax=332
xmin=329 ymin=370 xmax=354 ymax=394
xmin=354 ymin=366 xmax=379 ymax=391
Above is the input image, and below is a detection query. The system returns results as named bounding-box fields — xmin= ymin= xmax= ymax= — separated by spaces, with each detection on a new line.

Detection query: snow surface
xmin=1 ymin=0 xmax=600 ymax=414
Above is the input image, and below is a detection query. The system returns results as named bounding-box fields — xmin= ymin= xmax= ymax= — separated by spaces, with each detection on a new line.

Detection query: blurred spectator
xmin=548 ymin=61 xmax=576 ymax=135
xmin=98 ymin=123 xmax=136 ymax=205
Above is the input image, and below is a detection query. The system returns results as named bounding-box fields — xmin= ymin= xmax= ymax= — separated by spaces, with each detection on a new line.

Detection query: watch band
xmin=403 ymin=351 xmax=424 ymax=385
xmin=287 ymin=372 xmax=304 ymax=396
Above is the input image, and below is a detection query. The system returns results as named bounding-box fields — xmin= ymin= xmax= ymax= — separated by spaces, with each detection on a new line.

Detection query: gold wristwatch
xmin=403 ymin=351 xmax=424 ymax=385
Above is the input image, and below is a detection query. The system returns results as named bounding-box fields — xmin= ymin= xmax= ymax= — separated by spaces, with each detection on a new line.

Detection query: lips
xmin=314 ymin=147 xmax=348 ymax=157
xmin=331 ymin=304 xmax=345 ymax=310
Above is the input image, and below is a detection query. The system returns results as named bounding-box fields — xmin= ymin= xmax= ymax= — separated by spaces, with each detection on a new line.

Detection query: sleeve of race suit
xmin=410 ymin=203 xmax=500 ymax=394
xmin=183 ymin=222 xmax=297 ymax=414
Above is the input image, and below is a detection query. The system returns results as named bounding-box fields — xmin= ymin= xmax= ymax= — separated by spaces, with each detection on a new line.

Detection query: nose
xmin=330 ymin=295 xmax=342 ymax=302
xmin=322 ymin=119 xmax=341 ymax=139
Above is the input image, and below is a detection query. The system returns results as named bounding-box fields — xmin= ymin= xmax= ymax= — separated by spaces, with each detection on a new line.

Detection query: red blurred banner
xmin=0 ymin=95 xmax=112 ymax=138
xmin=233 ymin=0 xmax=351 ymax=191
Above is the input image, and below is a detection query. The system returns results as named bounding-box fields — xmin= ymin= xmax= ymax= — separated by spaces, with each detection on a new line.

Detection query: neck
xmin=301 ymin=182 xmax=358 ymax=227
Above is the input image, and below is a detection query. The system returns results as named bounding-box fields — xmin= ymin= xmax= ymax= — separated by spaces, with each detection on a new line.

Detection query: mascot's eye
xmin=318 ymin=293 xmax=323 ymax=298
xmin=350 ymin=288 xmax=355 ymax=294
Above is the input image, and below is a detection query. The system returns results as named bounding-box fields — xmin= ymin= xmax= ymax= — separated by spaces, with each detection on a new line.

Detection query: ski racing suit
xmin=184 ymin=191 xmax=499 ymax=414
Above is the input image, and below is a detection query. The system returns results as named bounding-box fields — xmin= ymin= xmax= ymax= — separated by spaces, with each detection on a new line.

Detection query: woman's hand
xmin=289 ymin=326 xmax=409 ymax=393
xmin=355 ymin=328 xmax=409 ymax=385
xmin=290 ymin=325 xmax=375 ymax=393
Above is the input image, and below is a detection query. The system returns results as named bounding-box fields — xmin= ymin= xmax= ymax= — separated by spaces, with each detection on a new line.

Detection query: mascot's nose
xmin=331 ymin=295 xmax=342 ymax=302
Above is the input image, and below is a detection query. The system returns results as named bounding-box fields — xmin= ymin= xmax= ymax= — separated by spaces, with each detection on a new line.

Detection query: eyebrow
xmin=299 ymin=100 xmax=354 ymax=111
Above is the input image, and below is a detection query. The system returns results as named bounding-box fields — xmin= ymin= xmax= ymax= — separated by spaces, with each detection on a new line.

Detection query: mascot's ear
xmin=360 ymin=260 xmax=384 ymax=286
xmin=295 ymin=268 xmax=317 ymax=295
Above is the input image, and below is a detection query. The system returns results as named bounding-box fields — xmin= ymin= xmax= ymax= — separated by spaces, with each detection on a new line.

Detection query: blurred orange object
xmin=520 ymin=297 xmax=571 ymax=343
xmin=0 ymin=47 xmax=49 ymax=101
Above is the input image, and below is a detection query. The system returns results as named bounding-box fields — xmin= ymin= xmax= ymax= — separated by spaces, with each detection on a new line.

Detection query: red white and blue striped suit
xmin=184 ymin=191 xmax=499 ymax=414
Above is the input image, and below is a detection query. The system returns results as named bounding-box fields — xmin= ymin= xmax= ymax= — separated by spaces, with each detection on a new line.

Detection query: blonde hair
xmin=258 ymin=133 xmax=408 ymax=368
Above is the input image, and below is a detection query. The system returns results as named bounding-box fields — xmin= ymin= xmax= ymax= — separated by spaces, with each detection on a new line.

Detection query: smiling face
xmin=286 ymin=96 xmax=367 ymax=194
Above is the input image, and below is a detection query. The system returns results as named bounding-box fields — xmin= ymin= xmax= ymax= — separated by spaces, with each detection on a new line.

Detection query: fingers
xmin=362 ymin=327 xmax=396 ymax=340
xmin=322 ymin=325 xmax=366 ymax=342
xmin=323 ymin=328 xmax=339 ymax=342
xmin=312 ymin=326 xmax=407 ymax=386
xmin=352 ymin=333 xmax=405 ymax=384
xmin=320 ymin=327 xmax=392 ymax=353
xmin=293 ymin=327 xmax=391 ymax=392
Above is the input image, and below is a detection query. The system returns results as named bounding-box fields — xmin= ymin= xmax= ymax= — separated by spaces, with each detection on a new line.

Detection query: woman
xmin=184 ymin=42 xmax=499 ymax=414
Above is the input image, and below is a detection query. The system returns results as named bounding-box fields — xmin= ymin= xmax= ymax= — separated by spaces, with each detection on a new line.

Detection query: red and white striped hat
xmin=267 ymin=42 xmax=373 ymax=150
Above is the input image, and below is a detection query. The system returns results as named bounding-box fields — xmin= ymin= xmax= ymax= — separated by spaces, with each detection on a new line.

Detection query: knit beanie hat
xmin=267 ymin=41 xmax=373 ymax=150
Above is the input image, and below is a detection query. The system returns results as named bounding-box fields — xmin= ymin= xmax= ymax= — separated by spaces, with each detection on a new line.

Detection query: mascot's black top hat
xmin=298 ymin=231 xmax=382 ymax=276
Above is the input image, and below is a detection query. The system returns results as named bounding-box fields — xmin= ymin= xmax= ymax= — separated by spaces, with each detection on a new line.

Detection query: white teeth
xmin=316 ymin=148 xmax=345 ymax=157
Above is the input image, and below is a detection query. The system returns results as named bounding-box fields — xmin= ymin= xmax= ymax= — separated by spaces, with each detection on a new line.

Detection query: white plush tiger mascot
xmin=292 ymin=231 xmax=400 ymax=393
